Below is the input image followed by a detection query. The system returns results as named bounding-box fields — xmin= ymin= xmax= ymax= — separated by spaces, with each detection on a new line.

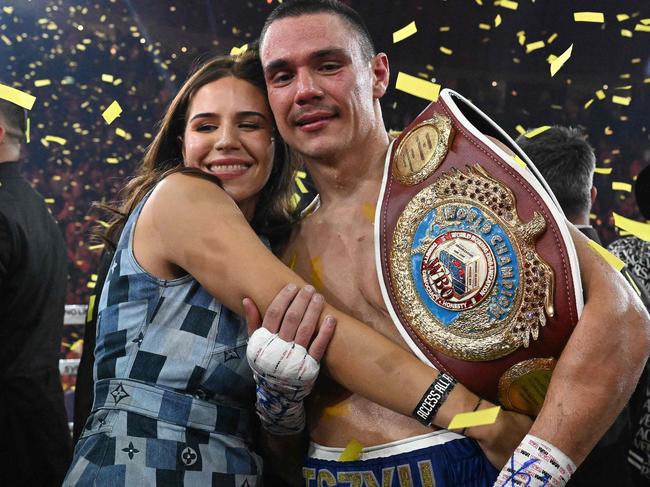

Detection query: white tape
xmin=494 ymin=434 xmax=576 ymax=487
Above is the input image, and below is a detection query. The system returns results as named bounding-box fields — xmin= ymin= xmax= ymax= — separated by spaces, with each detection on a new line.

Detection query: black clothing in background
xmin=72 ymin=248 xmax=114 ymax=445
xmin=0 ymin=160 xmax=72 ymax=486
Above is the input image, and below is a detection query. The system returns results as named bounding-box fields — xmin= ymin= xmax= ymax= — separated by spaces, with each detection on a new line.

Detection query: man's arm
xmin=530 ymin=224 xmax=650 ymax=464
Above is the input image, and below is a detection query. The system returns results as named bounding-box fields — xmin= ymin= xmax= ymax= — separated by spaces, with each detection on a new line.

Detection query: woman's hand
xmin=243 ymin=284 xmax=336 ymax=434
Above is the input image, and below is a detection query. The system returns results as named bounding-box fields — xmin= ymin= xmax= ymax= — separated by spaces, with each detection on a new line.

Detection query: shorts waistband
xmin=308 ymin=429 xmax=464 ymax=461
xmin=93 ymin=378 xmax=252 ymax=439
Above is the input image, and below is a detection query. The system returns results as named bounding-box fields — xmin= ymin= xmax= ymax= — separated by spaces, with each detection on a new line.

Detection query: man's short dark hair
xmin=516 ymin=126 xmax=595 ymax=220
xmin=0 ymin=98 xmax=27 ymax=141
xmin=260 ymin=0 xmax=376 ymax=61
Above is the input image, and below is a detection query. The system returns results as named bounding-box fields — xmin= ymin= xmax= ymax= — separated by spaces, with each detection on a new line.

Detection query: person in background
xmin=607 ymin=164 xmax=650 ymax=487
xmin=517 ymin=125 xmax=649 ymax=486
xmin=0 ymin=97 xmax=72 ymax=485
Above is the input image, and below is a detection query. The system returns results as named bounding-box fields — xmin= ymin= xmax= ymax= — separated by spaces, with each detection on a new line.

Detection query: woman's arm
xmin=137 ymin=173 xmax=530 ymax=465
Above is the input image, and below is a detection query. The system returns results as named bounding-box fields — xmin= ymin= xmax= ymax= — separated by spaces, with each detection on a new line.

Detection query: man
xmin=0 ymin=97 xmax=71 ymax=485
xmin=258 ymin=1 xmax=650 ymax=485
xmin=517 ymin=126 xmax=649 ymax=486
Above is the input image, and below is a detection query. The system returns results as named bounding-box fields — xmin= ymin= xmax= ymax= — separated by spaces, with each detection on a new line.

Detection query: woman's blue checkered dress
xmin=64 ymin=189 xmax=261 ymax=486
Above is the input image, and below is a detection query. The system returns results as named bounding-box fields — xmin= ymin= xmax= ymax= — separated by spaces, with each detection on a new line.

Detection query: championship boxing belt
xmin=375 ymin=89 xmax=583 ymax=416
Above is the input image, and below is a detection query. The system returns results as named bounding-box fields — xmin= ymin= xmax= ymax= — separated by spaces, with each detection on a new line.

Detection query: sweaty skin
xmin=262 ymin=11 xmax=650 ymax=467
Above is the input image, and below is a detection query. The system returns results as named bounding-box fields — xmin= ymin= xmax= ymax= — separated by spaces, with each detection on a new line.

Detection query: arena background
xmin=1 ymin=0 xmax=648 ymax=421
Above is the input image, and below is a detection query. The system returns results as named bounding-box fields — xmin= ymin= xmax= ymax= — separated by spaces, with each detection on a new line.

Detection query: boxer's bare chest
xmin=282 ymin=199 xmax=432 ymax=446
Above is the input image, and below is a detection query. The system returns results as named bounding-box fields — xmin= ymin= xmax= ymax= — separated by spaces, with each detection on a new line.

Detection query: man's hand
xmin=465 ymin=403 xmax=533 ymax=469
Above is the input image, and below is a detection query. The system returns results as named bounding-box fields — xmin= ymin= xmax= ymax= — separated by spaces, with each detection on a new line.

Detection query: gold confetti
xmin=102 ymin=100 xmax=122 ymax=125
xmin=323 ymin=402 xmax=351 ymax=417
xmin=86 ymin=295 xmax=96 ymax=322
xmin=594 ymin=167 xmax=613 ymax=175
xmin=641 ymin=18 xmax=650 ymax=25
xmin=524 ymin=126 xmax=551 ymax=138
xmin=440 ymin=46 xmax=453 ymax=55
xmin=393 ymin=21 xmax=417 ymax=43
xmin=634 ymin=24 xmax=650 ymax=32
xmin=362 ymin=202 xmax=375 ymax=223
xmin=310 ymin=256 xmax=325 ymax=291
xmin=338 ymin=440 xmax=363 ymax=461
xmin=0 ymin=83 xmax=36 ymax=110
xmin=612 ymin=181 xmax=632 ymax=192
xmin=496 ymin=0 xmax=518 ymax=11
xmin=395 ymin=72 xmax=441 ymax=102
xmin=475 ymin=0 xmax=483 ymax=5
xmin=587 ymin=240 xmax=625 ymax=271
xmin=547 ymin=33 xmax=558 ymax=44
xmin=513 ymin=155 xmax=527 ymax=169
xmin=229 ymin=43 xmax=248 ymax=56
xmin=550 ymin=44 xmax=573 ymax=77
xmin=1 ymin=35 xmax=11 ymax=46
xmin=604 ymin=126 xmax=614 ymax=135
xmin=34 ymin=79 xmax=51 ymax=87
xmin=525 ymin=41 xmax=545 ymax=53
xmin=584 ymin=98 xmax=594 ymax=110
xmin=287 ymin=252 xmax=297 ymax=270
xmin=574 ymin=12 xmax=605 ymax=23
xmin=448 ymin=406 xmax=501 ymax=429
xmin=495 ymin=14 xmax=502 ymax=27
xmin=613 ymin=213 xmax=650 ymax=241
xmin=621 ymin=29 xmax=633 ymax=37
xmin=515 ymin=124 xmax=526 ymax=135
xmin=42 ymin=135 xmax=67 ymax=145
xmin=2 ymin=6 xmax=14 ymax=14
xmin=617 ymin=13 xmax=630 ymax=22
xmin=44 ymin=198 xmax=55 ymax=204
xmin=294 ymin=170 xmax=309 ymax=194
xmin=612 ymin=96 xmax=631 ymax=106
xmin=101 ymin=74 xmax=114 ymax=83
xmin=479 ymin=23 xmax=491 ymax=30
xmin=439 ymin=26 xmax=451 ymax=32
xmin=595 ymin=89 xmax=606 ymax=100
xmin=105 ymin=157 xmax=120 ymax=164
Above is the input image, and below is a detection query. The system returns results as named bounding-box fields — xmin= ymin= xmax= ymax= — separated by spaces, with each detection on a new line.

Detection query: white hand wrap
xmin=494 ymin=434 xmax=576 ymax=487
xmin=246 ymin=327 xmax=320 ymax=435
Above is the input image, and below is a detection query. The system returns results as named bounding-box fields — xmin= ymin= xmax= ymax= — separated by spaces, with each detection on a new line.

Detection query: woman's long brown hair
xmin=99 ymin=50 xmax=296 ymax=248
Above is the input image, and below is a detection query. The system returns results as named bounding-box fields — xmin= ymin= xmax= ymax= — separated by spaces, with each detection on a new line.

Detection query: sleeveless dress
xmin=64 ymin=188 xmax=261 ymax=486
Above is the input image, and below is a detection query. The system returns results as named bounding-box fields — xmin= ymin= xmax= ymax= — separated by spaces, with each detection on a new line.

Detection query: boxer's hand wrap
xmin=494 ymin=434 xmax=576 ymax=487
xmin=246 ymin=327 xmax=320 ymax=435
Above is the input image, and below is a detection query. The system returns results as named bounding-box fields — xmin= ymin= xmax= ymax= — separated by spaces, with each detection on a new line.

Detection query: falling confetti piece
xmin=515 ymin=124 xmax=526 ymax=135
xmin=102 ymin=100 xmax=122 ymax=124
xmin=310 ymin=256 xmax=325 ymax=291
xmin=524 ymin=126 xmax=551 ymax=138
xmin=105 ymin=157 xmax=120 ymax=164
xmin=229 ymin=43 xmax=248 ymax=56
xmin=634 ymin=24 xmax=650 ymax=32
xmin=396 ymin=72 xmax=441 ymax=102
xmin=479 ymin=23 xmax=491 ymax=30
xmin=612 ymin=96 xmax=631 ymax=106
xmin=574 ymin=12 xmax=605 ymax=23
xmin=448 ymin=406 xmax=501 ymax=430
xmin=513 ymin=155 xmax=527 ymax=169
xmin=612 ymin=182 xmax=632 ymax=192
xmin=613 ymin=213 xmax=650 ymax=241
xmin=0 ymin=83 xmax=36 ymax=110
xmin=594 ymin=167 xmax=613 ymax=174
xmin=495 ymin=14 xmax=502 ymax=27
xmin=617 ymin=13 xmax=630 ymax=22
xmin=44 ymin=198 xmax=55 ymax=204
xmin=43 ymin=135 xmax=67 ymax=145
xmin=595 ymin=90 xmax=606 ymax=100
xmin=525 ymin=41 xmax=545 ymax=53
xmin=101 ymin=74 xmax=114 ymax=83
xmin=621 ymin=29 xmax=633 ymax=38
xmin=550 ymin=44 xmax=573 ymax=77
xmin=439 ymin=26 xmax=451 ymax=32
xmin=547 ymin=33 xmax=558 ymax=44
xmin=338 ymin=440 xmax=364 ymax=461
xmin=588 ymin=241 xmax=625 ymax=271
xmin=496 ymin=0 xmax=518 ymax=11
xmin=362 ymin=202 xmax=375 ymax=223
xmin=393 ymin=21 xmax=417 ymax=43
xmin=440 ymin=46 xmax=453 ymax=55
xmin=34 ymin=79 xmax=51 ymax=87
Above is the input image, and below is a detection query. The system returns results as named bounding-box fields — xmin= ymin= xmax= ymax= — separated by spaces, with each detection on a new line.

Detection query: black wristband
xmin=412 ymin=372 xmax=457 ymax=427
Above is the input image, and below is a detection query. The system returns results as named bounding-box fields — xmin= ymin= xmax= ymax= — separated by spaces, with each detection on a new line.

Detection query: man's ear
xmin=591 ymin=186 xmax=597 ymax=205
xmin=0 ymin=125 xmax=5 ymax=145
xmin=371 ymin=53 xmax=390 ymax=99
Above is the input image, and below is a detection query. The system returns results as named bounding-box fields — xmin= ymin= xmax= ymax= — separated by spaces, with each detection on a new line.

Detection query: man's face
xmin=261 ymin=13 xmax=383 ymax=161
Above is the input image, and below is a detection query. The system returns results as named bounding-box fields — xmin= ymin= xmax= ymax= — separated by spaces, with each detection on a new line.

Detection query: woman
xmin=65 ymin=51 xmax=526 ymax=486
